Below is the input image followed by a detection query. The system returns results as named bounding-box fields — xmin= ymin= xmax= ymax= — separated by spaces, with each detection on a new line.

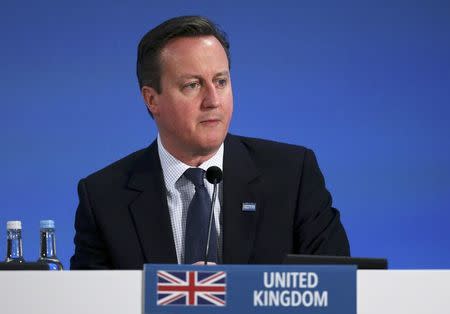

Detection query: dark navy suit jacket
xmin=70 ymin=134 xmax=350 ymax=269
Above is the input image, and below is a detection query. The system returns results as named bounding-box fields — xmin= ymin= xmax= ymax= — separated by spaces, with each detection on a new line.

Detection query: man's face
xmin=144 ymin=35 xmax=233 ymax=163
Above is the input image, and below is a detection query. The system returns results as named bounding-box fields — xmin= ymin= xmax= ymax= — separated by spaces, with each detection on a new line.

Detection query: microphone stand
xmin=204 ymin=179 xmax=218 ymax=265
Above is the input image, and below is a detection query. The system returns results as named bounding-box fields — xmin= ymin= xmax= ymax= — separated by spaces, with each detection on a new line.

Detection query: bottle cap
xmin=7 ymin=221 xmax=22 ymax=230
xmin=40 ymin=220 xmax=55 ymax=229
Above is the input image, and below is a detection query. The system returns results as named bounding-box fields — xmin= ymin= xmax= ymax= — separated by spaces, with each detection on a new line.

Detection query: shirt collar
xmin=157 ymin=135 xmax=224 ymax=189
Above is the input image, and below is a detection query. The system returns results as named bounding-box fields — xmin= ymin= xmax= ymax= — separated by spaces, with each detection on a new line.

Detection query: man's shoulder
xmin=226 ymin=134 xmax=318 ymax=185
xmin=227 ymin=134 xmax=310 ymax=158
xmin=82 ymin=145 xmax=152 ymax=185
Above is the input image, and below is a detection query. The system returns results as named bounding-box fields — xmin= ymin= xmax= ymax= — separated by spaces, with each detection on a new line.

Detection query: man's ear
xmin=141 ymin=86 xmax=160 ymax=117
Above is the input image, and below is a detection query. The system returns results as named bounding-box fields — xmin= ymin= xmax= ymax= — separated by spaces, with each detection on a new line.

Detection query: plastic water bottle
xmin=37 ymin=220 xmax=63 ymax=270
xmin=5 ymin=220 xmax=25 ymax=263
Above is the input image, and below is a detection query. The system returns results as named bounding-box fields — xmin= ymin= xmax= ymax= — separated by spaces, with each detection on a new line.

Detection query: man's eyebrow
xmin=177 ymin=71 xmax=230 ymax=81
xmin=214 ymin=71 xmax=230 ymax=78
xmin=178 ymin=74 xmax=202 ymax=80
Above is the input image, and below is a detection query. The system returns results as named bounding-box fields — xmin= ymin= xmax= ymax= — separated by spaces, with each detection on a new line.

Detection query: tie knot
xmin=184 ymin=168 xmax=205 ymax=187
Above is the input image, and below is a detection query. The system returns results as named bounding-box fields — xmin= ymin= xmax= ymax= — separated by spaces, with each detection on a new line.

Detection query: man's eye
xmin=216 ymin=78 xmax=228 ymax=88
xmin=184 ymin=82 xmax=200 ymax=90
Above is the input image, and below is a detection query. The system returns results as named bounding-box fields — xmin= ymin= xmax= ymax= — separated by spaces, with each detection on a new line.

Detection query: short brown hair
xmin=136 ymin=15 xmax=231 ymax=93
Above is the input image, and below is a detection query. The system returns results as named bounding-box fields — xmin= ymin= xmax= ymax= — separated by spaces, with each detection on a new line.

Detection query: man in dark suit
xmin=70 ymin=16 xmax=349 ymax=269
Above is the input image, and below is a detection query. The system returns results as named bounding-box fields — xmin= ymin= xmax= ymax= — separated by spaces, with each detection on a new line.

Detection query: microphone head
xmin=206 ymin=166 xmax=223 ymax=184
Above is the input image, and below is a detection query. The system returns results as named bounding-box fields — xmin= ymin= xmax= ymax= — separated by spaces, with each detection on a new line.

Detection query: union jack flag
xmin=156 ymin=270 xmax=226 ymax=306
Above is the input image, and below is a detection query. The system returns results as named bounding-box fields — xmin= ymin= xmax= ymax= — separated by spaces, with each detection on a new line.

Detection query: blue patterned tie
xmin=184 ymin=168 xmax=218 ymax=264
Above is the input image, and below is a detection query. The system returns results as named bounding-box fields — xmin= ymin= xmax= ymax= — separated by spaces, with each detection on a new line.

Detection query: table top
xmin=1 ymin=270 xmax=449 ymax=314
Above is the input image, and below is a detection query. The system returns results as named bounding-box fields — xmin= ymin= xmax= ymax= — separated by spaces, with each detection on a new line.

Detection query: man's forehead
xmin=162 ymin=35 xmax=219 ymax=54
xmin=159 ymin=35 xmax=229 ymax=77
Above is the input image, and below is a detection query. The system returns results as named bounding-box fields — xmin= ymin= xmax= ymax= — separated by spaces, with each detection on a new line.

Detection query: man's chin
xmin=194 ymin=137 xmax=225 ymax=156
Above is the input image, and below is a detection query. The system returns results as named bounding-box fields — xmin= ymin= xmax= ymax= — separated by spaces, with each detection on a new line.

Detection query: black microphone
xmin=204 ymin=166 xmax=223 ymax=265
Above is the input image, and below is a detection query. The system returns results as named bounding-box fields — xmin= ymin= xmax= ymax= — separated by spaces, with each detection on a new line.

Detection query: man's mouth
xmin=200 ymin=117 xmax=221 ymax=124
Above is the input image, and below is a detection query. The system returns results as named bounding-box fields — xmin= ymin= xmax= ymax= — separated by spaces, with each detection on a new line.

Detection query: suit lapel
xmin=127 ymin=141 xmax=177 ymax=264
xmin=222 ymin=135 xmax=262 ymax=264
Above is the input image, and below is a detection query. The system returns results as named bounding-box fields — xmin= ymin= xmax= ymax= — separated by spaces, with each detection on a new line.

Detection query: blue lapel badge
xmin=242 ymin=202 xmax=256 ymax=212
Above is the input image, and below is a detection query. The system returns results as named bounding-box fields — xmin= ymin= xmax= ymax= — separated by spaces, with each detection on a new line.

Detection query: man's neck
xmin=158 ymin=135 xmax=220 ymax=167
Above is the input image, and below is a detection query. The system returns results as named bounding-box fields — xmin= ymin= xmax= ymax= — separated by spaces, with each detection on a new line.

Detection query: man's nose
xmin=202 ymin=83 xmax=221 ymax=108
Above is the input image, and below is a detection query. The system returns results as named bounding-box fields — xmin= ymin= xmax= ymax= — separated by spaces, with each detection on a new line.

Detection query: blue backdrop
xmin=1 ymin=1 xmax=449 ymax=269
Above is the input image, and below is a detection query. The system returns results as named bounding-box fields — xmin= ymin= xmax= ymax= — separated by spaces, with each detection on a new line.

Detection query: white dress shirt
xmin=157 ymin=135 xmax=223 ymax=264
